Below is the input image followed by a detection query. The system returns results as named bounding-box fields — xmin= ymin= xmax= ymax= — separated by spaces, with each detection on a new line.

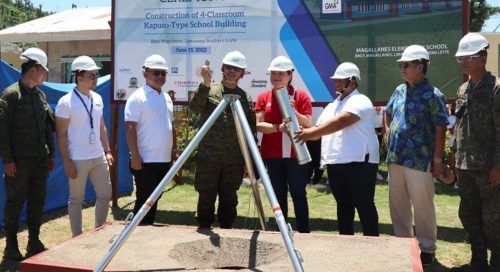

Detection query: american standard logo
xmin=251 ymin=79 xmax=267 ymax=88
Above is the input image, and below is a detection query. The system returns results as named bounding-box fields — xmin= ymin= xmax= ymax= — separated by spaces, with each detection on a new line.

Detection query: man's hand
xmin=294 ymin=127 xmax=316 ymax=145
xmin=63 ymin=160 xmax=78 ymax=179
xmin=489 ymin=167 xmax=500 ymax=187
xmin=105 ymin=153 xmax=114 ymax=167
xmin=4 ymin=162 xmax=16 ymax=177
xmin=130 ymin=154 xmax=143 ymax=171
xmin=200 ymin=66 xmax=212 ymax=87
xmin=171 ymin=149 xmax=179 ymax=161
xmin=48 ymin=158 xmax=56 ymax=171
xmin=432 ymin=162 xmax=443 ymax=178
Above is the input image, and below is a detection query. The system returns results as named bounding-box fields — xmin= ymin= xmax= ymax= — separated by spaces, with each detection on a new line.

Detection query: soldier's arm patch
xmin=0 ymin=98 xmax=7 ymax=118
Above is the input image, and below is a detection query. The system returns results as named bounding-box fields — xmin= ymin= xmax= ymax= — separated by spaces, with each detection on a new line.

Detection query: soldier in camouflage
xmin=0 ymin=48 xmax=55 ymax=261
xmin=189 ymin=51 xmax=255 ymax=229
xmin=451 ymin=33 xmax=500 ymax=272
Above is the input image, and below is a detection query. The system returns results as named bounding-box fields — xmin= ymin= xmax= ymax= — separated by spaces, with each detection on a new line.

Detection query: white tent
xmin=0 ymin=7 xmax=111 ymax=42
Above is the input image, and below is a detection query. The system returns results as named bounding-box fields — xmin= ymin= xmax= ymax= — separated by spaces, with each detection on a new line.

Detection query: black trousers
xmin=306 ymin=138 xmax=324 ymax=184
xmin=326 ymin=159 xmax=379 ymax=236
xmin=130 ymin=162 xmax=171 ymax=225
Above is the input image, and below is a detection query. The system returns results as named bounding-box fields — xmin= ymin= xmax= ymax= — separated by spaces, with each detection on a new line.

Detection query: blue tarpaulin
xmin=0 ymin=60 xmax=133 ymax=226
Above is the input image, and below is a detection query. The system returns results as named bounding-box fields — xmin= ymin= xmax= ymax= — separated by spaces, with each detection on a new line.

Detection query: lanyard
xmin=73 ymin=89 xmax=94 ymax=130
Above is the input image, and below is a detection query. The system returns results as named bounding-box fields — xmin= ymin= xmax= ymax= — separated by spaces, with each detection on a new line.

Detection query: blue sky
xmin=483 ymin=0 xmax=500 ymax=32
xmin=489 ymin=0 xmax=500 ymax=6
xmin=29 ymin=0 xmax=111 ymax=13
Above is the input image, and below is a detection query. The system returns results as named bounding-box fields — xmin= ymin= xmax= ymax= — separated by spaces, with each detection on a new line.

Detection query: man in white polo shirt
xmin=55 ymin=56 xmax=113 ymax=237
xmin=124 ymin=54 xmax=176 ymax=225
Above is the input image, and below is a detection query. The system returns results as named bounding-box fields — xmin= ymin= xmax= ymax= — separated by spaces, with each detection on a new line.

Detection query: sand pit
xmin=21 ymin=222 xmax=422 ymax=271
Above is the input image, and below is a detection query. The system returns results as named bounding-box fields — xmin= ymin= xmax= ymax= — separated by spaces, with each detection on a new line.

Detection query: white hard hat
xmin=71 ymin=56 xmax=101 ymax=72
xmin=20 ymin=48 xmax=49 ymax=71
xmin=397 ymin=45 xmax=430 ymax=62
xmin=331 ymin=62 xmax=361 ymax=81
xmin=222 ymin=51 xmax=247 ymax=69
xmin=455 ymin=32 xmax=489 ymax=57
xmin=267 ymin=56 xmax=295 ymax=72
xmin=143 ymin=54 xmax=169 ymax=71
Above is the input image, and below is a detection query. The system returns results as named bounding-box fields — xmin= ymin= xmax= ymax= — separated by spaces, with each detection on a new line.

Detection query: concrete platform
xmin=20 ymin=222 xmax=423 ymax=272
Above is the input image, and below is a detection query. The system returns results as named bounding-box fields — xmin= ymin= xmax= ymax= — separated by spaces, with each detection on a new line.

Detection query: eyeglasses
xmin=399 ymin=62 xmax=419 ymax=70
xmin=86 ymin=73 xmax=99 ymax=80
xmin=148 ymin=70 xmax=167 ymax=77
xmin=34 ymin=65 xmax=47 ymax=72
xmin=223 ymin=65 xmax=243 ymax=72
xmin=456 ymin=55 xmax=482 ymax=63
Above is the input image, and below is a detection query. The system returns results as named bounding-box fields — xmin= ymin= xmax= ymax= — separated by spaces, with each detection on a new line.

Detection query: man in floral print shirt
xmin=384 ymin=45 xmax=448 ymax=267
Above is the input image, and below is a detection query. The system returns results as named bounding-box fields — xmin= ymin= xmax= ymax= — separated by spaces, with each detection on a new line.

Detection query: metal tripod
xmin=94 ymin=94 xmax=304 ymax=272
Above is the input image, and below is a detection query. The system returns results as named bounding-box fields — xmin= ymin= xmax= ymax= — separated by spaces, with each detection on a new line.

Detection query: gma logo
xmin=323 ymin=0 xmax=341 ymax=14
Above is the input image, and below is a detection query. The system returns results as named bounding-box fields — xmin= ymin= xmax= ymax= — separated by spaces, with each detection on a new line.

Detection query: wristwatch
xmin=433 ymin=157 xmax=442 ymax=163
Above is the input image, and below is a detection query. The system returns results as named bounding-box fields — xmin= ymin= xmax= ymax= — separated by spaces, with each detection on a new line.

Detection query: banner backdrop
xmin=113 ymin=0 xmax=464 ymax=103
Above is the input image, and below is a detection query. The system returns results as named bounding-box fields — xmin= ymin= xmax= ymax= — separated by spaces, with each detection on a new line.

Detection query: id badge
xmin=89 ymin=131 xmax=96 ymax=144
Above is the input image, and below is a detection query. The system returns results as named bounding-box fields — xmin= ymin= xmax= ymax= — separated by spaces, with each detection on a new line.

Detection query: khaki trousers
xmin=68 ymin=155 xmax=111 ymax=237
xmin=388 ymin=163 xmax=437 ymax=253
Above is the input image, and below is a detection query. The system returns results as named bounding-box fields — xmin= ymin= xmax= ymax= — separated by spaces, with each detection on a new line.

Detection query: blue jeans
xmin=265 ymin=158 xmax=310 ymax=233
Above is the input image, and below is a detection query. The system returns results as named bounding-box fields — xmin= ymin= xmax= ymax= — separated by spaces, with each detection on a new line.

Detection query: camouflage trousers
xmin=456 ymin=169 xmax=500 ymax=251
xmin=3 ymin=156 xmax=49 ymax=235
xmin=194 ymin=160 xmax=244 ymax=227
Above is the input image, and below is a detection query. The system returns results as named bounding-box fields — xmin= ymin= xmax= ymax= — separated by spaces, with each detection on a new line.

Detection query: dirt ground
xmin=21 ymin=222 xmax=421 ymax=272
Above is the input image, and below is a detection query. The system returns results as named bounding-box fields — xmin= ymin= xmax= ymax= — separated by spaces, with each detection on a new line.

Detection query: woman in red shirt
xmin=255 ymin=56 xmax=313 ymax=233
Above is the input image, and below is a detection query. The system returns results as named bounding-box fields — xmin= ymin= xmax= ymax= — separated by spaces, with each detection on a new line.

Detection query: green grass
xmin=0 ymin=168 xmax=470 ymax=271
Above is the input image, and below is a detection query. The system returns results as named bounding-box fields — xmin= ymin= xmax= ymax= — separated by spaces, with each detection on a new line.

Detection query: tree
xmin=0 ymin=0 xmax=52 ymax=30
xmin=470 ymin=0 xmax=500 ymax=32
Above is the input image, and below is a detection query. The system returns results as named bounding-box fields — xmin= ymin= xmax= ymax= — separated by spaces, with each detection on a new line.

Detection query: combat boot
xmin=3 ymin=234 xmax=23 ymax=261
xmin=490 ymin=251 xmax=500 ymax=272
xmin=25 ymin=227 xmax=46 ymax=258
xmin=450 ymin=247 xmax=489 ymax=272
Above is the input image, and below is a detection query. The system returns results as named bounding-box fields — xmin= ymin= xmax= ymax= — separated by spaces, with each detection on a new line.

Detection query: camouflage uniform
xmin=189 ymin=82 xmax=255 ymax=228
xmin=455 ymin=71 xmax=500 ymax=268
xmin=0 ymin=81 xmax=55 ymax=258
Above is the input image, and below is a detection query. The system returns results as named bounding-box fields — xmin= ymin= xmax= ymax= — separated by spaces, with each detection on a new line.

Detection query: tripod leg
xmin=94 ymin=97 xmax=231 ymax=272
xmin=230 ymin=98 xmax=268 ymax=231
xmin=229 ymin=96 xmax=304 ymax=272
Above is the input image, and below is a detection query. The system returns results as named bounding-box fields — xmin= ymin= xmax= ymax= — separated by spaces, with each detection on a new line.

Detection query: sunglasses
xmin=456 ymin=55 xmax=481 ymax=63
xmin=223 ymin=65 xmax=243 ymax=72
xmin=147 ymin=70 xmax=167 ymax=77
